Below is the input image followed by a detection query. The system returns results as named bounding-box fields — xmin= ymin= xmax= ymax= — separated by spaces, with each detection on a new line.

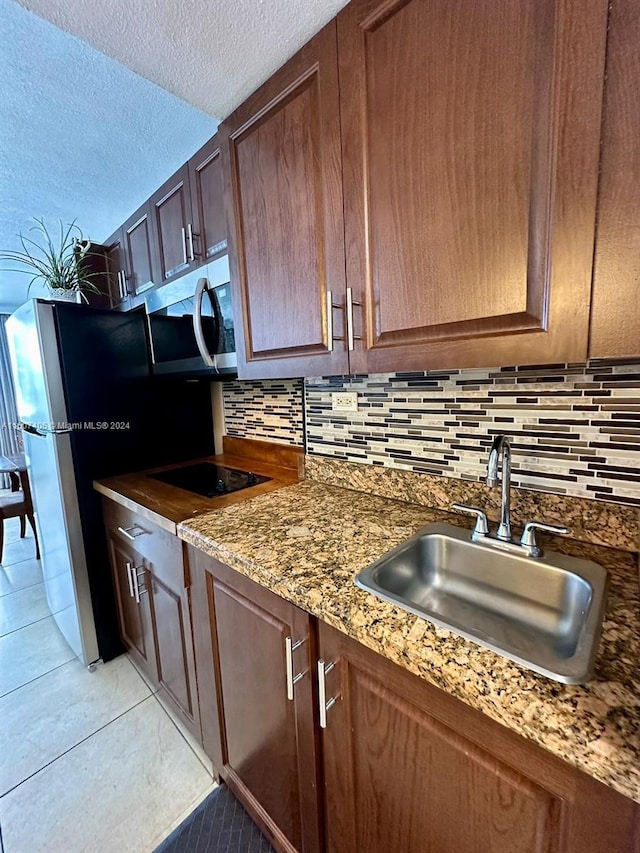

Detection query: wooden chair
xmin=0 ymin=488 xmax=40 ymax=563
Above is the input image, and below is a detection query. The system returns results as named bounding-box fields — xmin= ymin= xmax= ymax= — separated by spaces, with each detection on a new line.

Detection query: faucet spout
xmin=486 ymin=435 xmax=512 ymax=541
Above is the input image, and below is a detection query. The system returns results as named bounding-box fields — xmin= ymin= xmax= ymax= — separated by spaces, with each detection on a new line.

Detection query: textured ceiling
xmin=1 ymin=0 xmax=350 ymax=313
xmin=15 ymin=0 xmax=350 ymax=121
xmin=0 ymin=0 xmax=218 ymax=312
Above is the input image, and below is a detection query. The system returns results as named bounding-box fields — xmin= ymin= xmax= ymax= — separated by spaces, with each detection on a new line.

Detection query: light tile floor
xmin=0 ymin=512 xmax=216 ymax=853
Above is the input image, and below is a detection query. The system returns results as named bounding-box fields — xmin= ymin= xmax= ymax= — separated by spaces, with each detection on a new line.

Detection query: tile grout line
xmin=0 ymin=576 xmax=45 ymax=599
xmin=0 ymin=693 xmax=155 ymax=800
xmin=0 ymin=611 xmax=54 ymax=641
xmin=0 ymin=656 xmax=76 ymax=700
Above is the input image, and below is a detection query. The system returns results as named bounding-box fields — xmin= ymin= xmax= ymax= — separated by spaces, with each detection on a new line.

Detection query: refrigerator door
xmin=6 ymin=301 xmax=99 ymax=665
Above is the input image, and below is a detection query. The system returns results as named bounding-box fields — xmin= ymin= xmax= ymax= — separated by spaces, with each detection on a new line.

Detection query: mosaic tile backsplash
xmin=305 ymin=362 xmax=640 ymax=506
xmin=222 ymin=379 xmax=304 ymax=446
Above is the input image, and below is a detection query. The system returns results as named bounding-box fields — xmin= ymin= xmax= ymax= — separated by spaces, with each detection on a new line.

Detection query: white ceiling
xmin=1 ymin=0 xmax=349 ymax=313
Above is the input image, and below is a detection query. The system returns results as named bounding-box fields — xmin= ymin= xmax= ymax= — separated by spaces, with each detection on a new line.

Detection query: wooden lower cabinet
xmin=102 ymin=499 xmax=200 ymax=738
xmin=107 ymin=533 xmax=157 ymax=684
xmin=187 ymin=546 xmax=322 ymax=853
xmin=318 ymin=622 xmax=639 ymax=853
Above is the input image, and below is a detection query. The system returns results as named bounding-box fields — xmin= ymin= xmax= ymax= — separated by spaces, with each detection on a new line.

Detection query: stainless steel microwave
xmin=144 ymin=256 xmax=237 ymax=378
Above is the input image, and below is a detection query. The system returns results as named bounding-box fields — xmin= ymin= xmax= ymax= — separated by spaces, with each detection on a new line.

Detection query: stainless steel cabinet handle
xmin=181 ymin=227 xmax=188 ymax=266
xmin=326 ymin=291 xmax=344 ymax=352
xmin=133 ymin=567 xmax=148 ymax=602
xmin=125 ymin=561 xmax=135 ymax=599
xmin=193 ymin=277 xmax=217 ymax=369
xmin=317 ymin=659 xmax=338 ymax=728
xmin=346 ymin=287 xmax=362 ymax=351
xmin=187 ymin=223 xmax=196 ymax=262
xmin=285 ymin=636 xmax=306 ymax=701
xmin=117 ymin=525 xmax=147 ymax=541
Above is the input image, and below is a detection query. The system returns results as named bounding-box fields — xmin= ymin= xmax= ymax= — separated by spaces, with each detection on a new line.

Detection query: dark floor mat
xmin=153 ymin=784 xmax=275 ymax=853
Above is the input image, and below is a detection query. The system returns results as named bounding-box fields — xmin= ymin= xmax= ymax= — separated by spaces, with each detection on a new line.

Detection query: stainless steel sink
xmin=355 ymin=522 xmax=608 ymax=684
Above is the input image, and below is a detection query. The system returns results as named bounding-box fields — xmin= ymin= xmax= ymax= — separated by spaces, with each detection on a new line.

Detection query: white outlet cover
xmin=332 ymin=392 xmax=358 ymax=413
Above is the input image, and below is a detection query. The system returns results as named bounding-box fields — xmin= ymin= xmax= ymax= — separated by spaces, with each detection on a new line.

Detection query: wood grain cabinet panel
xmin=148 ymin=569 xmax=200 ymax=733
xmin=187 ymin=546 xmax=322 ymax=853
xmin=221 ymin=22 xmax=349 ymax=379
xmin=589 ymin=0 xmax=640 ymax=358
xmin=104 ymin=228 xmax=130 ymax=307
xmin=338 ymin=0 xmax=609 ymax=373
xmin=150 ymin=164 xmax=198 ymax=284
xmin=107 ymin=534 xmax=157 ymax=684
xmin=121 ymin=202 xmax=157 ymax=295
xmin=189 ymin=135 xmax=227 ymax=263
xmin=102 ymin=500 xmax=200 ymax=739
xmin=318 ymin=621 xmax=639 ymax=853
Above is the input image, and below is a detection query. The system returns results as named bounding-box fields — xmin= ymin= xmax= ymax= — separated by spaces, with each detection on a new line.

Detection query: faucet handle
xmin=451 ymin=503 xmax=489 ymax=537
xmin=520 ymin=521 xmax=570 ymax=557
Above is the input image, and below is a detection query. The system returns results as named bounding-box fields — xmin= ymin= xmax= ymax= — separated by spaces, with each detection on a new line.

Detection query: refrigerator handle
xmin=193 ymin=277 xmax=218 ymax=371
xmin=21 ymin=422 xmax=45 ymax=437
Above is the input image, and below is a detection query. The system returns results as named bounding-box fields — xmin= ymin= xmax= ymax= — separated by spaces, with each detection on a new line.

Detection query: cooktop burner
xmin=150 ymin=462 xmax=271 ymax=498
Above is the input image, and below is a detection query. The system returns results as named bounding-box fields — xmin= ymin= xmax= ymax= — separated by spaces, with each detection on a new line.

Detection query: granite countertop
xmin=178 ymin=479 xmax=640 ymax=804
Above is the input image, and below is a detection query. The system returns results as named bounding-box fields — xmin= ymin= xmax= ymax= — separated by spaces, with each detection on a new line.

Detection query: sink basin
xmin=355 ymin=523 xmax=608 ymax=683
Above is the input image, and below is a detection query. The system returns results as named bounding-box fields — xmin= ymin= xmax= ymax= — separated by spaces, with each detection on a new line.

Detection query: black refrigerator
xmin=6 ymin=299 xmax=215 ymax=665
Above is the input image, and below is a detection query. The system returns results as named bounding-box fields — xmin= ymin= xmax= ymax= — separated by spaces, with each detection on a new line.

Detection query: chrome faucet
xmin=451 ymin=433 xmax=570 ymax=558
xmin=486 ymin=434 xmax=512 ymax=542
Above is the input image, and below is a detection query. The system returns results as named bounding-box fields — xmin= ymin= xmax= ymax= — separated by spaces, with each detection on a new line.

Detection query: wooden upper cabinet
xmin=121 ymin=202 xmax=157 ymax=295
xmin=220 ymin=22 xmax=349 ymax=379
xmin=104 ymin=229 xmax=129 ymax=306
xmin=188 ymin=135 xmax=227 ymax=263
xmin=589 ymin=0 xmax=640 ymax=359
xmin=338 ymin=0 xmax=609 ymax=374
xmin=150 ymin=164 xmax=197 ymax=284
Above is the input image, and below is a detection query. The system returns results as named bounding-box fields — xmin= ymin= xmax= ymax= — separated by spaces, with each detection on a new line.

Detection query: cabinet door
xmin=338 ymin=0 xmax=609 ymax=374
xmin=147 ymin=559 xmax=201 ymax=738
xmin=221 ymin=21 xmax=349 ymax=379
xmin=589 ymin=0 xmax=640 ymax=358
xmin=150 ymin=164 xmax=197 ymax=283
xmin=122 ymin=202 xmax=157 ymax=295
xmin=187 ymin=547 xmax=321 ymax=853
xmin=189 ymin=134 xmax=227 ymax=263
xmin=107 ymin=534 xmax=157 ymax=683
xmin=318 ymin=622 xmax=639 ymax=853
xmin=104 ymin=228 xmax=129 ymax=307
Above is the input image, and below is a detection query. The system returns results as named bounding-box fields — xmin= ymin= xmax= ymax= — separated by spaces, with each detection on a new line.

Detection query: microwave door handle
xmin=193 ymin=277 xmax=218 ymax=370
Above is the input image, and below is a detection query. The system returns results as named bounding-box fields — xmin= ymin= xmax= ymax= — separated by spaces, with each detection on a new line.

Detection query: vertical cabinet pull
xmin=125 ymin=561 xmax=147 ymax=603
xmin=326 ymin=290 xmax=346 ymax=352
xmin=181 ymin=227 xmax=188 ymax=266
xmin=346 ymin=287 xmax=362 ymax=351
xmin=285 ymin=636 xmax=306 ymax=701
xmin=317 ymin=659 xmax=339 ymax=727
xmin=187 ymin=223 xmax=197 ymax=262
xmin=125 ymin=561 xmax=135 ymax=599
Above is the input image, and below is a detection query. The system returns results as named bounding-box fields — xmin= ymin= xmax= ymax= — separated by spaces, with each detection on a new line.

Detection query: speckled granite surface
xmin=305 ymin=456 xmax=640 ymax=553
xmin=178 ymin=480 xmax=640 ymax=804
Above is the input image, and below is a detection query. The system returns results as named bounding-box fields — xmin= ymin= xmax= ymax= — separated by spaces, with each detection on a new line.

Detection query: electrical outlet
xmin=332 ymin=392 xmax=358 ymax=413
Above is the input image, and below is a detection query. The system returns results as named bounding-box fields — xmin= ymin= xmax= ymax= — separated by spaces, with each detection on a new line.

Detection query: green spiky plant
xmin=0 ymin=218 xmax=103 ymax=300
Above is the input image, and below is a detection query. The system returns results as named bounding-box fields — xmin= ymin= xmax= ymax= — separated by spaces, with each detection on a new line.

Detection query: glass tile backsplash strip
xmin=305 ymin=361 xmax=640 ymax=505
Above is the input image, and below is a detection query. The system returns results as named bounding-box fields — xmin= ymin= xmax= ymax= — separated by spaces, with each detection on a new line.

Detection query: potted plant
xmin=0 ymin=218 xmax=103 ymax=302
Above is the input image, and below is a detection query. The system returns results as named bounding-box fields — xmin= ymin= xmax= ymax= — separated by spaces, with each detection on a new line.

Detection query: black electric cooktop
xmin=150 ymin=462 xmax=271 ymax=498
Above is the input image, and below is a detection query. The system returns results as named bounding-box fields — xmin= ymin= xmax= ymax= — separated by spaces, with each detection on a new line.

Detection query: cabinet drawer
xmin=102 ymin=498 xmax=184 ymax=589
